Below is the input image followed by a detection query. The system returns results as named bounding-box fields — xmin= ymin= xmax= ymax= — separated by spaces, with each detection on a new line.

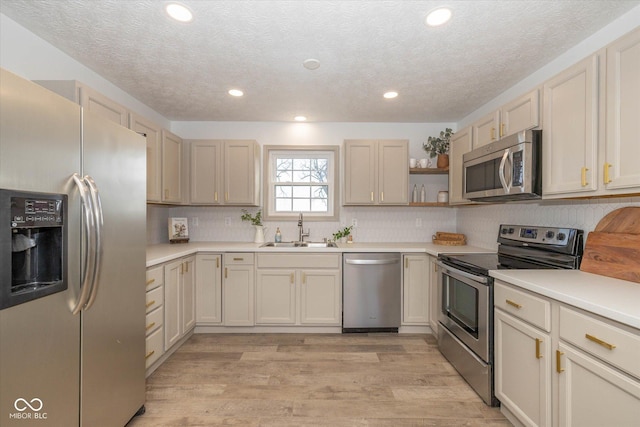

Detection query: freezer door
xmin=0 ymin=68 xmax=81 ymax=426
xmin=80 ymin=109 xmax=146 ymax=427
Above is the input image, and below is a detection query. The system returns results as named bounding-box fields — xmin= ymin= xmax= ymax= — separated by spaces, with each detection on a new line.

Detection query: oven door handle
xmin=436 ymin=260 xmax=488 ymax=284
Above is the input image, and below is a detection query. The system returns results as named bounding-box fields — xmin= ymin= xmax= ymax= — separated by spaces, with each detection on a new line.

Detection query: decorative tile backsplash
xmin=148 ymin=197 xmax=640 ymax=249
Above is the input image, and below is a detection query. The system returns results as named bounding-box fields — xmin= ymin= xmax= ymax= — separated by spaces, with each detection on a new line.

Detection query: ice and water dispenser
xmin=0 ymin=189 xmax=67 ymax=309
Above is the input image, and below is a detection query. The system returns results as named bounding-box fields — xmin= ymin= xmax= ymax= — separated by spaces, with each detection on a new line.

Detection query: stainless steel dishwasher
xmin=342 ymin=253 xmax=402 ymax=333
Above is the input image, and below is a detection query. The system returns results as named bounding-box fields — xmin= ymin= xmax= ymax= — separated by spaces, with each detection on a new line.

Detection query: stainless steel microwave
xmin=463 ymin=129 xmax=541 ymax=202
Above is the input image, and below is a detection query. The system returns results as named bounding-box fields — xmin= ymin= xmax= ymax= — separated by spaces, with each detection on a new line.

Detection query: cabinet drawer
xmin=494 ymin=281 xmax=551 ymax=332
xmin=225 ymin=253 xmax=254 ymax=265
xmin=257 ymin=253 xmax=341 ymax=269
xmin=146 ymin=266 xmax=163 ymax=291
xmin=146 ymin=285 xmax=164 ymax=314
xmin=145 ymin=306 xmax=163 ymax=336
xmin=145 ymin=327 xmax=163 ymax=369
xmin=560 ymin=306 xmax=640 ymax=379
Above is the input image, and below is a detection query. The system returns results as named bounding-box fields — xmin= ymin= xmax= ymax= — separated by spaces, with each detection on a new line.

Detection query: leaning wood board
xmin=581 ymin=207 xmax=640 ymax=283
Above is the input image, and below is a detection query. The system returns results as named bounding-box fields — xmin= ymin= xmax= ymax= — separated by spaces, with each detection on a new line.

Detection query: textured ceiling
xmin=1 ymin=0 xmax=638 ymax=122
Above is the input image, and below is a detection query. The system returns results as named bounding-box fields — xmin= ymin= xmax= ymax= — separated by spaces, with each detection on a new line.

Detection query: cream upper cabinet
xmin=402 ymin=254 xmax=429 ymax=325
xmin=161 ymin=130 xmax=183 ymax=203
xmin=195 ymin=253 xmax=222 ymax=324
xmin=542 ymin=54 xmax=600 ymax=197
xmin=344 ymin=139 xmax=408 ymax=205
xmin=603 ymin=27 xmax=640 ymax=193
xmin=189 ymin=139 xmax=259 ymax=206
xmin=34 ymin=80 xmax=128 ymax=126
xmin=129 ymin=113 xmax=162 ymax=202
xmin=448 ymin=126 xmax=473 ymax=205
xmin=471 ymin=89 xmax=540 ymax=149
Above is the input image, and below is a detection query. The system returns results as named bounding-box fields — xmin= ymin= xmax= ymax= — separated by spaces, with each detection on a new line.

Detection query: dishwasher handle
xmin=344 ymin=258 xmax=400 ymax=266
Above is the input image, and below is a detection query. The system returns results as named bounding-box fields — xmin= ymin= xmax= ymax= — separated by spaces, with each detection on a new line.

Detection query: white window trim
xmin=263 ymin=145 xmax=340 ymax=221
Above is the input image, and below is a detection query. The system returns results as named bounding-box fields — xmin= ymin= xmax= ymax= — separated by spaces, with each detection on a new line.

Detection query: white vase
xmin=253 ymin=225 xmax=266 ymax=243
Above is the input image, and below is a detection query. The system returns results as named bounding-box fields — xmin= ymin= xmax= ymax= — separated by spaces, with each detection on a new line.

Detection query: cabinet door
xmin=605 ymin=28 xmax=640 ymax=192
xmin=190 ymin=140 xmax=223 ymax=204
xmin=224 ymin=140 xmax=259 ymax=205
xmin=344 ymin=140 xmax=376 ymax=204
xmin=557 ymin=343 xmax=640 ymax=427
xmin=378 ymin=140 xmax=409 ymax=205
xmin=300 ymin=269 xmax=341 ymax=325
xmin=182 ymin=257 xmax=196 ymax=332
xmin=472 ymin=110 xmax=500 ymax=148
xmin=78 ymin=85 xmax=128 ymax=126
xmin=223 ymin=264 xmax=255 ymax=326
xmin=543 ymin=54 xmax=600 ymax=197
xmin=502 ymin=89 xmax=540 ymax=138
xmin=428 ymin=256 xmax=439 ymax=336
xmin=255 ymin=269 xmax=296 ymax=324
xmin=163 ymin=260 xmax=182 ymax=350
xmin=130 ymin=113 xmax=162 ymax=202
xmin=195 ymin=254 xmax=222 ymax=324
xmin=402 ymin=254 xmax=429 ymax=325
xmin=494 ymin=309 xmax=552 ymax=427
xmin=161 ymin=130 xmax=183 ymax=203
xmin=448 ymin=126 xmax=473 ymax=205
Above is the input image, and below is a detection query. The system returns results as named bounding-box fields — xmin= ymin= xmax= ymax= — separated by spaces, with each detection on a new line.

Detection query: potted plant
xmin=332 ymin=226 xmax=353 ymax=243
xmin=241 ymin=209 xmax=266 ymax=243
xmin=423 ymin=127 xmax=454 ymax=168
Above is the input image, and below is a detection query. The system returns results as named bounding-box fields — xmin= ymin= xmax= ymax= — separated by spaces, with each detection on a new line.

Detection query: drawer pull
xmin=146 ymin=300 xmax=156 ymax=309
xmin=146 ymin=278 xmax=155 ymax=286
xmin=146 ymin=322 xmax=156 ymax=331
xmin=145 ymin=350 xmax=155 ymax=359
xmin=556 ymin=350 xmax=564 ymax=373
xmin=506 ymin=299 xmax=522 ymax=309
xmin=585 ymin=333 xmax=616 ymax=350
xmin=302 ymin=273 xmax=307 ymax=284
xmin=233 ymin=257 xmax=244 ymax=261
xmin=217 ymin=257 xmax=220 ymax=269
xmin=535 ymin=338 xmax=542 ymax=359
xmin=225 ymin=267 xmax=228 ymax=279
xmin=290 ymin=273 xmax=294 ymax=284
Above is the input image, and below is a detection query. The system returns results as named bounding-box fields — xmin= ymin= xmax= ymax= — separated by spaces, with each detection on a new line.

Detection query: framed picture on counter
xmin=168 ymin=217 xmax=189 ymax=244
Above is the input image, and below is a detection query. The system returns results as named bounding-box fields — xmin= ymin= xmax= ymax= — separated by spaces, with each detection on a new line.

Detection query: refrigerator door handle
xmin=83 ymin=175 xmax=103 ymax=311
xmin=71 ymin=173 xmax=96 ymax=314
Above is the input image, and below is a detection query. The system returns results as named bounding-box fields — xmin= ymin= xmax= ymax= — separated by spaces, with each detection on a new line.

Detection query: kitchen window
xmin=263 ymin=146 xmax=339 ymax=221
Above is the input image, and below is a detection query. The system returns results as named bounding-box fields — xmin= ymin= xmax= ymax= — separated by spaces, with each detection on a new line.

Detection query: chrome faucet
xmin=298 ymin=212 xmax=310 ymax=242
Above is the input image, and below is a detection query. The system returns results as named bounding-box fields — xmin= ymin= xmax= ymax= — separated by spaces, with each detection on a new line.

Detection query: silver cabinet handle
xmin=83 ymin=175 xmax=103 ymax=311
xmin=71 ymin=173 xmax=96 ymax=315
xmin=345 ymin=258 xmax=399 ymax=265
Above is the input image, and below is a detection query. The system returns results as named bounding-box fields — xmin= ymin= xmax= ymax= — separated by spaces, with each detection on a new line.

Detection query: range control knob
xmin=557 ymin=233 xmax=566 ymax=241
xmin=546 ymin=231 xmax=555 ymax=239
xmin=509 ymin=228 xmax=515 ymax=234
xmin=501 ymin=228 xmax=509 ymax=235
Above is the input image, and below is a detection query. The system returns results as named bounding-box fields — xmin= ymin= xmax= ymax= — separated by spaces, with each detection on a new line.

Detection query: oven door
xmin=437 ymin=261 xmax=490 ymax=362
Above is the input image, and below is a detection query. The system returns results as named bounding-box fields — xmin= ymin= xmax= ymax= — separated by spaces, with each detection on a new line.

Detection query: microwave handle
xmin=498 ymin=149 xmax=512 ymax=193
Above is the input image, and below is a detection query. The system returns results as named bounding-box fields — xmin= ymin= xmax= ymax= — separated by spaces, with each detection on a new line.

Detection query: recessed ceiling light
xmin=303 ymin=59 xmax=321 ymax=70
xmin=165 ymin=3 xmax=193 ymax=23
xmin=294 ymin=116 xmax=307 ymax=122
xmin=228 ymin=89 xmax=244 ymax=97
xmin=383 ymin=91 xmax=398 ymax=99
xmin=425 ymin=7 xmax=452 ymax=27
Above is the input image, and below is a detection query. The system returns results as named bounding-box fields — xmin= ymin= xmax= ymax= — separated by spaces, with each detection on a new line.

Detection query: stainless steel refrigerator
xmin=0 ymin=68 xmax=146 ymax=426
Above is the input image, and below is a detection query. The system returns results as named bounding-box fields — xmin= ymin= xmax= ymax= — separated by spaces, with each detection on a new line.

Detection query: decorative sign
xmin=168 ymin=217 xmax=189 ymax=244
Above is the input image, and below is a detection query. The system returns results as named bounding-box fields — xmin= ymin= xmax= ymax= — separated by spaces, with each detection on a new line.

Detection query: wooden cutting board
xmin=580 ymin=207 xmax=640 ymax=283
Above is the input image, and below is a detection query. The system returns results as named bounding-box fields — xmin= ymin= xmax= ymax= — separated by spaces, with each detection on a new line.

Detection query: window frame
xmin=263 ymin=145 xmax=340 ymax=221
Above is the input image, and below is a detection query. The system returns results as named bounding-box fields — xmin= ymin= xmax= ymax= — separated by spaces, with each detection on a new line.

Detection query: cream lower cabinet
xmin=428 ymin=256 xmax=440 ymax=336
xmin=402 ymin=254 xmax=429 ymax=325
xmin=343 ymin=139 xmax=408 ymax=205
xmin=164 ymin=256 xmax=195 ymax=350
xmin=255 ymin=253 xmax=341 ymax=326
xmin=223 ymin=253 xmax=255 ymax=326
xmin=495 ymin=279 xmax=640 ymax=427
xmin=145 ymin=266 xmax=164 ymax=373
xmin=195 ymin=253 xmax=222 ymax=324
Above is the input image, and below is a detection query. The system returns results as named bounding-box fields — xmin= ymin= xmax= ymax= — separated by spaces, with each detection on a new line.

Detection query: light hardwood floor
xmin=127 ymin=333 xmax=510 ymax=426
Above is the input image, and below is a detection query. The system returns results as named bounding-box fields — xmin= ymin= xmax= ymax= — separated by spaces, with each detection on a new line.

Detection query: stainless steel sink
xmin=260 ymin=241 xmax=337 ymax=248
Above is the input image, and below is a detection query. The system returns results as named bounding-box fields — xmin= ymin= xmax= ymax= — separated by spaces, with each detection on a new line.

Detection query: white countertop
xmin=490 ymin=269 xmax=640 ymax=330
xmin=147 ymin=241 xmax=493 ymax=267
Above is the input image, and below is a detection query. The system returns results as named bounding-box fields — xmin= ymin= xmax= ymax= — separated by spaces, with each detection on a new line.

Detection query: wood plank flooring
xmin=127 ymin=333 xmax=510 ymax=426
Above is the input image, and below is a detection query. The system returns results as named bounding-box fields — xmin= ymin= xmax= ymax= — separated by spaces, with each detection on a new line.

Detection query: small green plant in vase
xmin=332 ymin=226 xmax=353 ymax=243
xmin=241 ymin=209 xmax=266 ymax=243
xmin=423 ymin=127 xmax=454 ymax=169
